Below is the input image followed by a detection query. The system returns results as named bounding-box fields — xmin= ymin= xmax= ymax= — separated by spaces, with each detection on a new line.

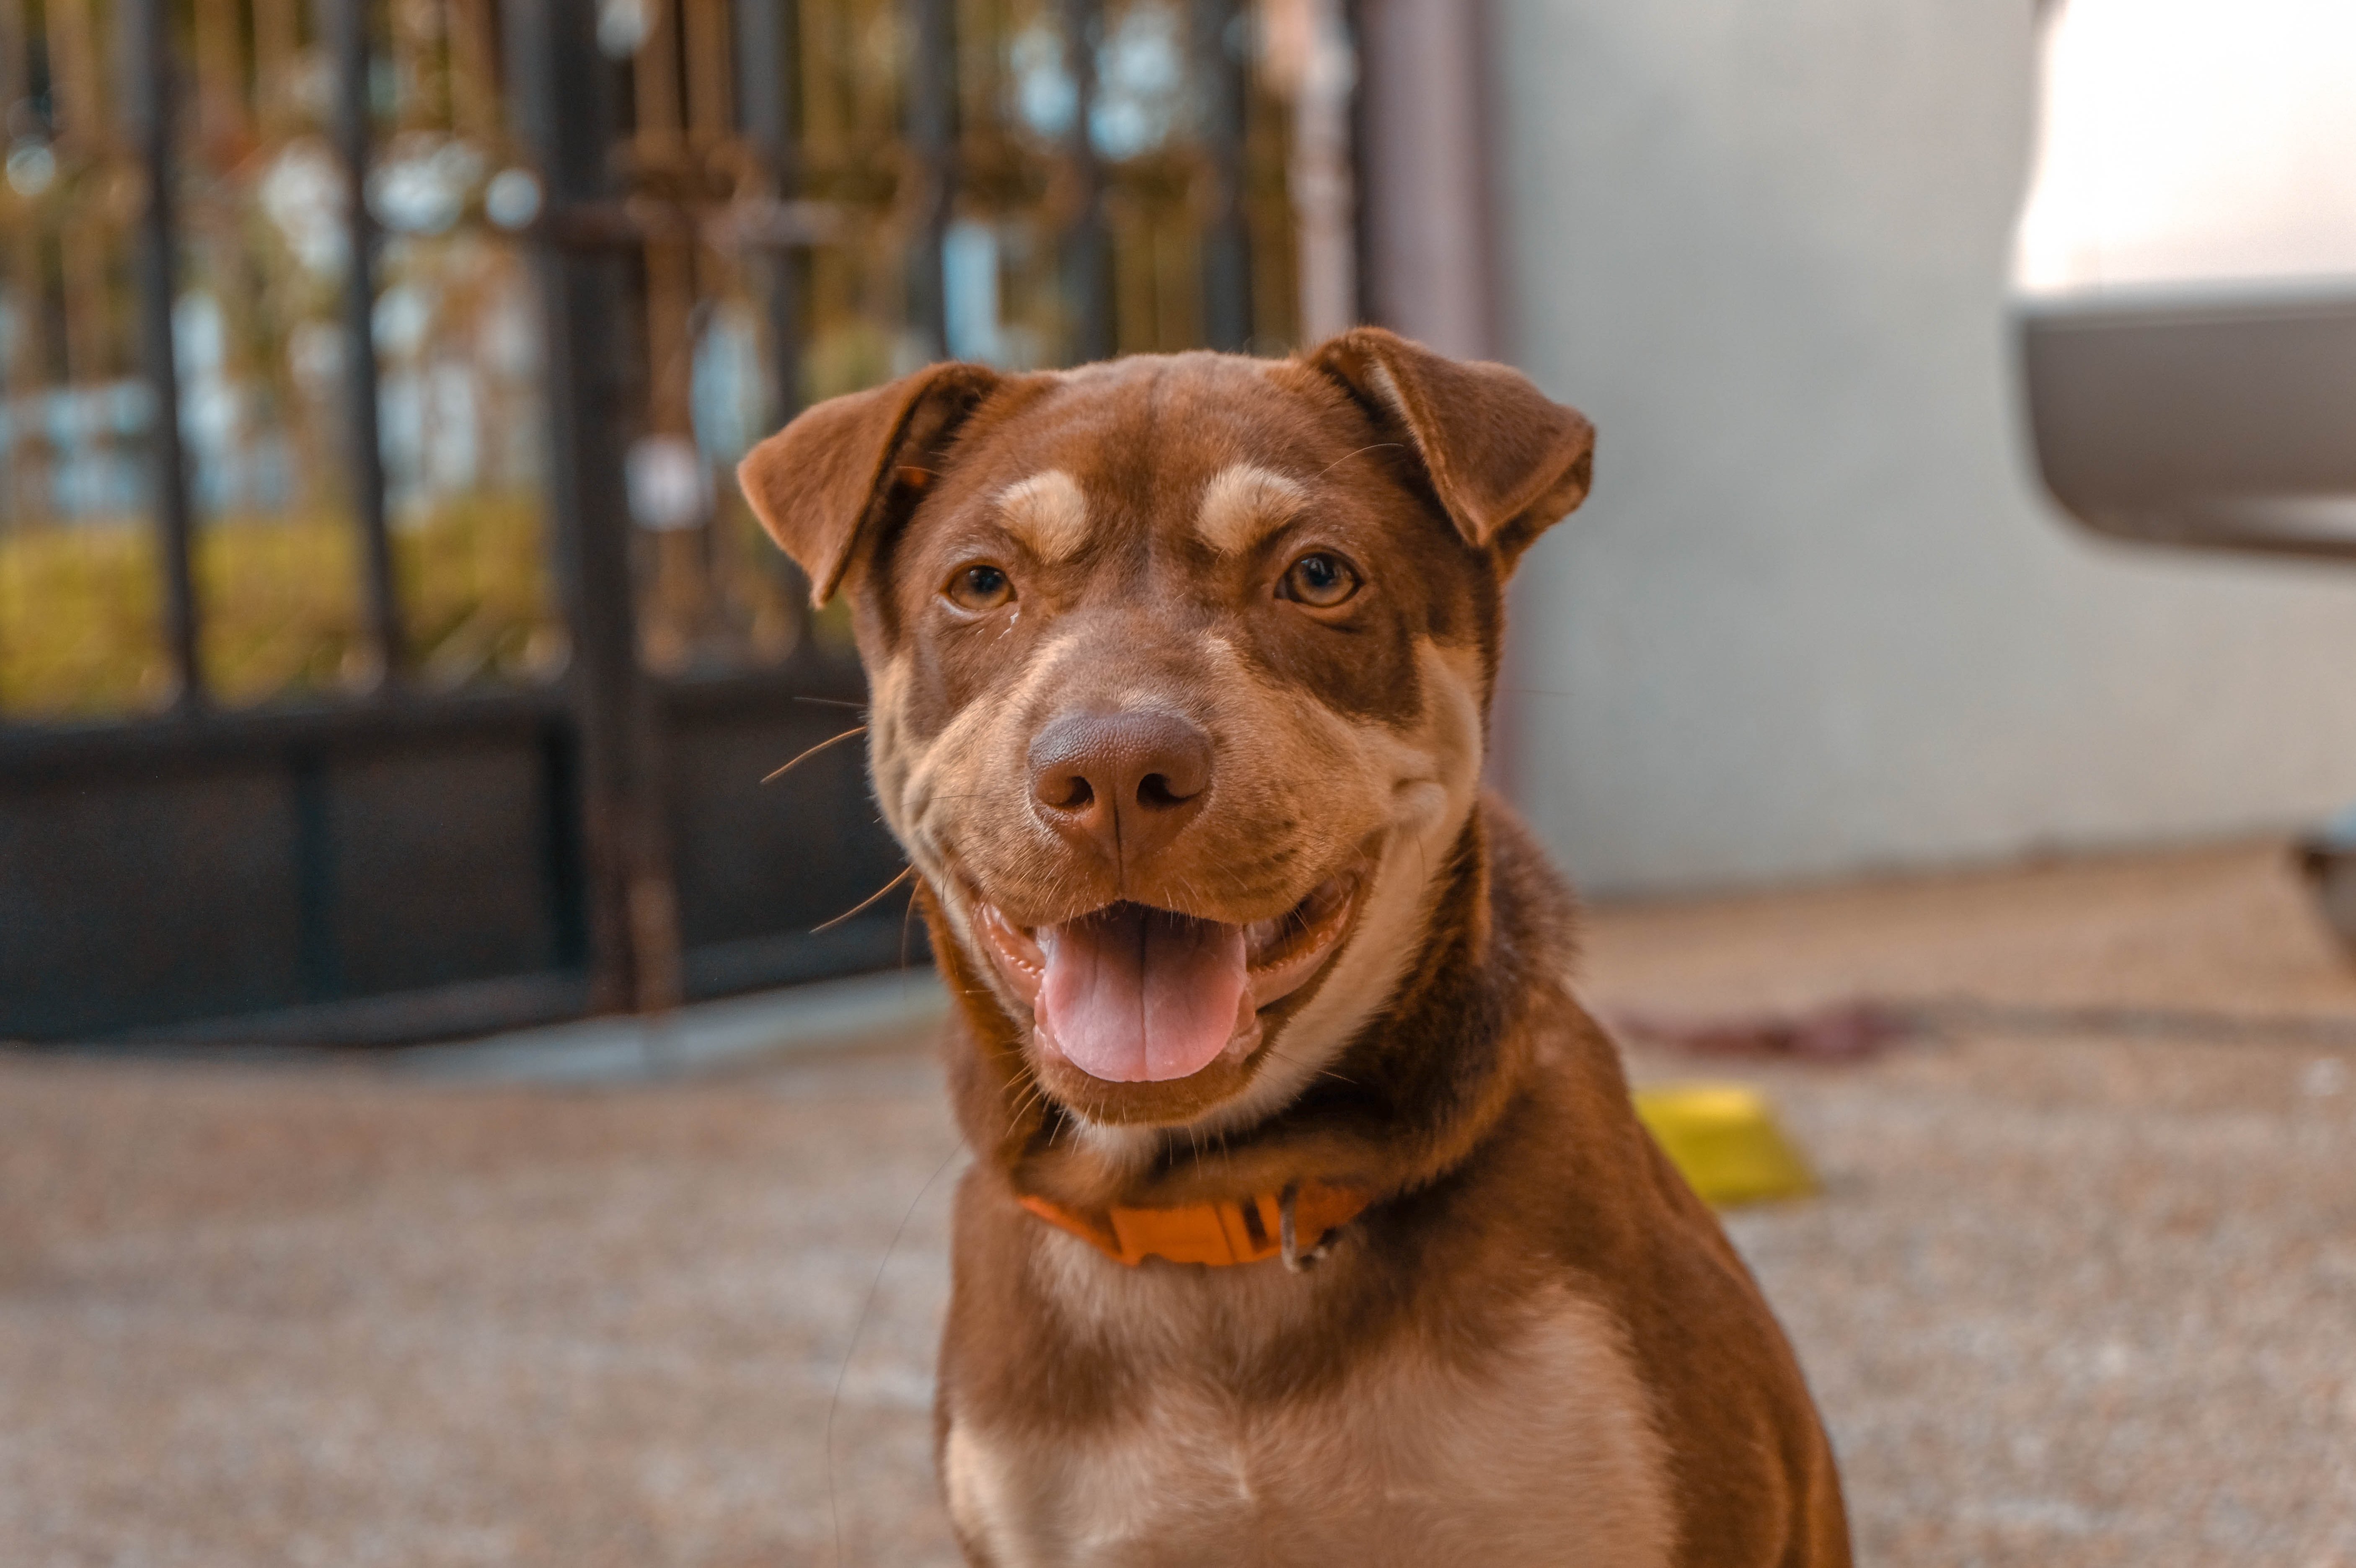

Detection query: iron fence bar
xmin=1060 ymin=0 xmax=1113 ymax=363
xmin=1193 ymin=0 xmax=1252 ymax=350
xmin=733 ymin=0 xmax=817 ymax=644
xmin=327 ymin=0 xmax=403 ymax=687
xmin=124 ymin=0 xmax=202 ymax=710
xmin=905 ymin=0 xmax=955 ymax=359
xmin=503 ymin=0 xmax=683 ymax=1014
xmin=735 ymin=0 xmax=805 ymax=424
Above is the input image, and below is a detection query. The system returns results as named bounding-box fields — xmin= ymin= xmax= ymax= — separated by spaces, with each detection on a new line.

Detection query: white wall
xmin=1491 ymin=0 xmax=2356 ymax=893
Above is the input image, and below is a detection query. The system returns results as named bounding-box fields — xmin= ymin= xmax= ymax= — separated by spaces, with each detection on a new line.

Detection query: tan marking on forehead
xmin=1194 ymin=463 xmax=1309 ymax=555
xmin=994 ymin=469 xmax=1090 ymax=561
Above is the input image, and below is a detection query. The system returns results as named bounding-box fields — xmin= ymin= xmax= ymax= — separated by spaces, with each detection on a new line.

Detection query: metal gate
xmin=0 ymin=0 xmax=1322 ymax=1041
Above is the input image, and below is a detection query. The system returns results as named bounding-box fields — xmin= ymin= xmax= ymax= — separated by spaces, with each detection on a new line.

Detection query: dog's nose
xmin=1028 ymin=711 xmax=1213 ymax=865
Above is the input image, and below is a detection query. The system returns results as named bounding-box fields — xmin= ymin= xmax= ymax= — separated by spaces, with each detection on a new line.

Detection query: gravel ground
xmin=4 ymin=839 xmax=2354 ymax=1566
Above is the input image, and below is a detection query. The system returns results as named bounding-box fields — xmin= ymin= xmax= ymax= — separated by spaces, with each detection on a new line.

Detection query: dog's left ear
xmin=738 ymin=360 xmax=1003 ymax=606
xmin=1305 ymin=327 xmax=1593 ymax=570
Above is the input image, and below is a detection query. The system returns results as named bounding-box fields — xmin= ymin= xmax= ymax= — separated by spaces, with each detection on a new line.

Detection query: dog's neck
xmin=930 ymin=798 xmax=1577 ymax=1216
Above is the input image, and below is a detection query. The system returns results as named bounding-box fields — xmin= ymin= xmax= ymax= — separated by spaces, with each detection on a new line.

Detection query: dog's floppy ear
xmin=738 ymin=361 xmax=1002 ymax=606
xmin=1305 ymin=327 xmax=1593 ymax=569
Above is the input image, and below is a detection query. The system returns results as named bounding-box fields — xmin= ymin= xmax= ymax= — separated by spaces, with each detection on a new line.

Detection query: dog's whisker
xmin=763 ymin=725 xmax=868 ymax=784
xmin=1009 ymin=1076 xmax=1050 ymax=1124
xmin=811 ymin=865 xmax=916 ymax=933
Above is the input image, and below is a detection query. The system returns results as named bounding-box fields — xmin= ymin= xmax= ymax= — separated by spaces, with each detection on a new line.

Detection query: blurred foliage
xmin=389 ymin=493 xmax=564 ymax=690
xmin=0 ymin=494 xmax=561 ymax=718
xmin=0 ymin=522 xmax=171 ymax=718
xmin=196 ymin=509 xmax=368 ymax=706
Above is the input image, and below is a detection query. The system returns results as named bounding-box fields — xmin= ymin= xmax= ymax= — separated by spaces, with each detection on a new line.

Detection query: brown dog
xmin=740 ymin=330 xmax=1849 ymax=1567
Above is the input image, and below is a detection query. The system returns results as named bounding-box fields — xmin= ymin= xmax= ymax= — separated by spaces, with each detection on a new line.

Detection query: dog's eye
xmin=1281 ymin=552 xmax=1360 ymax=609
xmin=944 ymin=563 xmax=1014 ymax=611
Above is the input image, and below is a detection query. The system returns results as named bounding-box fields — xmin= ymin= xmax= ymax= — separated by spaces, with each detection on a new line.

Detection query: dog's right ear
xmin=737 ymin=361 xmax=1002 ymax=607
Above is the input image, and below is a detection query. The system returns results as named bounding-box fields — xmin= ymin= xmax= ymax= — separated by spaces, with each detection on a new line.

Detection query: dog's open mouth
xmin=973 ymin=872 xmax=1363 ymax=1084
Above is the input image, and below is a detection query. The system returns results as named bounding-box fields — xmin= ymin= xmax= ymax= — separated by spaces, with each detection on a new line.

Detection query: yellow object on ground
xmin=1633 ymin=1083 xmax=1818 ymax=1205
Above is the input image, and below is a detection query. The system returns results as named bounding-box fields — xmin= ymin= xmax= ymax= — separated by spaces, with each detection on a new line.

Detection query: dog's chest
xmin=941 ymin=1284 xmax=1675 ymax=1568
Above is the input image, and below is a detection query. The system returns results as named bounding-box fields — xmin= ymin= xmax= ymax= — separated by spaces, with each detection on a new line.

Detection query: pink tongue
xmin=1036 ymin=904 xmax=1250 ymax=1082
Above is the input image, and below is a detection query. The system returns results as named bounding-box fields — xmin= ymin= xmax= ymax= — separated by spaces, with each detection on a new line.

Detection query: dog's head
xmin=741 ymin=330 xmax=1590 ymax=1134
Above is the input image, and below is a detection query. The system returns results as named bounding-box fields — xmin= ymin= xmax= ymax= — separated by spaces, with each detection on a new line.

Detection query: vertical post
xmin=1353 ymin=0 xmax=1493 ymax=359
xmin=327 ymin=0 xmax=403 ymax=688
xmin=737 ymin=0 xmax=804 ymax=422
xmin=1193 ymin=0 xmax=1252 ymax=350
xmin=1286 ymin=0 xmax=1356 ymax=342
xmin=904 ymin=0 xmax=956 ymax=359
xmin=504 ymin=0 xmax=683 ymax=1013
xmin=1060 ymin=0 xmax=1114 ymax=364
xmin=124 ymin=0 xmax=202 ymax=710
xmin=735 ymin=0 xmax=819 ymax=635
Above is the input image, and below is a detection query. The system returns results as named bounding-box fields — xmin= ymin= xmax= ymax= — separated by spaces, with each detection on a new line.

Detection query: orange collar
xmin=1019 ymin=1179 xmax=1372 ymax=1269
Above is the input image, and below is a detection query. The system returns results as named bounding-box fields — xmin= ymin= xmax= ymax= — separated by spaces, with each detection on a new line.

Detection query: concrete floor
xmin=5 ymin=840 xmax=2356 ymax=1566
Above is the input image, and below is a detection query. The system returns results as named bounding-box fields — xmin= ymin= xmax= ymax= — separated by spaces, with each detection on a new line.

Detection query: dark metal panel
xmin=684 ymin=919 xmax=924 ymax=1000
xmin=0 ymin=768 xmax=304 ymax=1036
xmin=0 ymin=731 xmax=582 ymax=1041
xmin=327 ymin=0 xmax=405 ymax=682
xmin=292 ymin=748 xmax=340 ymax=1000
xmin=665 ymin=705 xmax=905 ymax=951
xmin=323 ymin=742 xmax=563 ymax=997
xmin=122 ymin=0 xmax=202 ymax=708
